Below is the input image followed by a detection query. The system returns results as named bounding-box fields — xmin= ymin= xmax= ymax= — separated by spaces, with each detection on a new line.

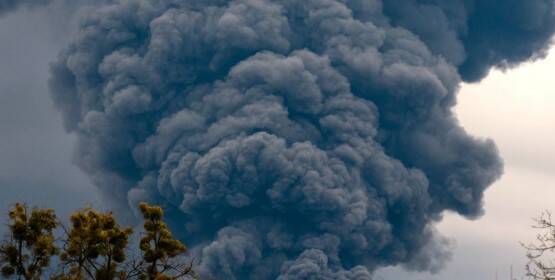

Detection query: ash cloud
xmin=383 ymin=0 xmax=555 ymax=81
xmin=48 ymin=0 xmax=554 ymax=279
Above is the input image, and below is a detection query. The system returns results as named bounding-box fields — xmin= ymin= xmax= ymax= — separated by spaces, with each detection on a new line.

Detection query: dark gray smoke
xmin=47 ymin=0 xmax=554 ymax=279
xmin=383 ymin=0 xmax=555 ymax=81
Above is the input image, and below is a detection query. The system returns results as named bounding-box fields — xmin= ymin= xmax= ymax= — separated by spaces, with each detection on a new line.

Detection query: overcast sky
xmin=0 ymin=4 xmax=102 ymax=219
xmin=1 ymin=5 xmax=555 ymax=280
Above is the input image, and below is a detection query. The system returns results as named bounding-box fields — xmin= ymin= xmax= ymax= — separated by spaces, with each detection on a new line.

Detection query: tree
xmin=54 ymin=208 xmax=133 ymax=280
xmin=0 ymin=203 xmax=58 ymax=280
xmin=523 ymin=211 xmax=555 ymax=279
xmin=128 ymin=203 xmax=197 ymax=280
xmin=0 ymin=203 xmax=197 ymax=280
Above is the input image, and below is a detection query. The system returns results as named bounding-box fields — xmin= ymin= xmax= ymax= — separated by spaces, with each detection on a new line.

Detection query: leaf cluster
xmin=0 ymin=203 xmax=197 ymax=280
xmin=54 ymin=208 xmax=133 ymax=280
xmin=126 ymin=203 xmax=196 ymax=280
xmin=0 ymin=203 xmax=58 ymax=280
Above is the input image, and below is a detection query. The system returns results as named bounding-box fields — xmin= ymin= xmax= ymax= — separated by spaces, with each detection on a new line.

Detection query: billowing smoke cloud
xmin=383 ymin=0 xmax=555 ymax=81
xmin=47 ymin=0 xmax=554 ymax=279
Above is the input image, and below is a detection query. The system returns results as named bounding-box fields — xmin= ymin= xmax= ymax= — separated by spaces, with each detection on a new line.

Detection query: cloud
xmin=47 ymin=0 xmax=554 ymax=278
xmin=383 ymin=0 xmax=555 ymax=81
xmin=277 ymin=249 xmax=373 ymax=280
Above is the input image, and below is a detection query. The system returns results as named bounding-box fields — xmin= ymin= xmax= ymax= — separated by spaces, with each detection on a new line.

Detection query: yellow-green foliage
xmin=0 ymin=203 xmax=58 ymax=280
xmin=56 ymin=208 xmax=133 ymax=280
xmin=138 ymin=203 xmax=192 ymax=280
xmin=0 ymin=203 xmax=196 ymax=280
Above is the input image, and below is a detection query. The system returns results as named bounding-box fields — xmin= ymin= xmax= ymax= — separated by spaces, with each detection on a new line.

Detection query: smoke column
xmin=47 ymin=0 xmax=555 ymax=279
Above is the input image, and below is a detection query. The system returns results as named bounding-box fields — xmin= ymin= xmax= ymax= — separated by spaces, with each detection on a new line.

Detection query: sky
xmin=1 ymin=2 xmax=555 ymax=280
xmin=0 ymin=4 xmax=102 ymax=218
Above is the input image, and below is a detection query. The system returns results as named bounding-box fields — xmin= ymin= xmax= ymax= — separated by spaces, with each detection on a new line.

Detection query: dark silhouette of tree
xmin=523 ymin=211 xmax=555 ymax=280
xmin=0 ymin=203 xmax=197 ymax=280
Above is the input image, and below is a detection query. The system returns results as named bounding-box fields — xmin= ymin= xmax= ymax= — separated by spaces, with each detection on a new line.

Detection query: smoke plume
xmin=47 ymin=0 xmax=555 ymax=279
